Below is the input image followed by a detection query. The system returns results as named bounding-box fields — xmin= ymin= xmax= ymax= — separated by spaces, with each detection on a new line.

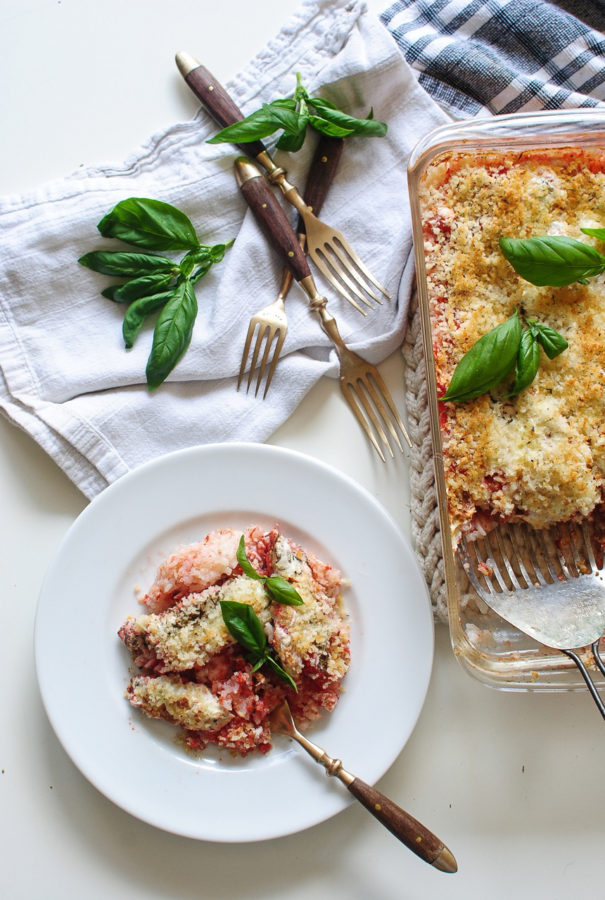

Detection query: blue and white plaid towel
xmin=381 ymin=0 xmax=605 ymax=117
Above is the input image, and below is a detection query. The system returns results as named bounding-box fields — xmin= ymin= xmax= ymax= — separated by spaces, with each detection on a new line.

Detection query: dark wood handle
xmin=301 ymin=136 xmax=344 ymax=220
xmin=236 ymin=162 xmax=310 ymax=282
xmin=348 ymin=777 xmax=450 ymax=867
xmin=184 ymin=64 xmax=267 ymax=158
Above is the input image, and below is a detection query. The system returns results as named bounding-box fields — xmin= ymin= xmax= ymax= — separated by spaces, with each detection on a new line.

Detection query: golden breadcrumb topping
xmin=126 ymin=576 xmax=269 ymax=671
xmin=418 ymin=147 xmax=605 ymax=544
xmin=128 ymin=675 xmax=232 ymax=731
xmin=271 ymin=536 xmax=349 ymax=679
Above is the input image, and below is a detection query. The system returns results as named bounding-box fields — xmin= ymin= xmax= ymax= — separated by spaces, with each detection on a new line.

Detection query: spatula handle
xmin=234 ymin=158 xmax=310 ymax=283
xmin=178 ymin=56 xmax=267 ymax=158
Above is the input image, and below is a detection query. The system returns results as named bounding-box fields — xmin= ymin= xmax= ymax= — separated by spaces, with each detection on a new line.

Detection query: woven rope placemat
xmin=402 ymin=295 xmax=448 ymax=623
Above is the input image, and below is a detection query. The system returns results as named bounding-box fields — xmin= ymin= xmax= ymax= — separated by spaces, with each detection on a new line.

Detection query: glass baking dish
xmin=407 ymin=109 xmax=605 ymax=691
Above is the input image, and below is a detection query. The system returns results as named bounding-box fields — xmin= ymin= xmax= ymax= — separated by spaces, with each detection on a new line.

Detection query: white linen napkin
xmin=0 ymin=0 xmax=446 ymax=498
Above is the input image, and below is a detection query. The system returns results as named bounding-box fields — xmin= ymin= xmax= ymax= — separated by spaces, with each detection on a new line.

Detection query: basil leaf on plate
xmin=78 ymin=250 xmax=178 ymax=278
xmin=98 ymin=198 xmax=200 ymax=252
xmin=219 ymin=600 xmax=267 ymax=658
xmin=236 ymin=535 xmax=264 ymax=581
xmin=263 ymin=654 xmax=297 ymax=691
xmin=122 ymin=291 xmax=174 ymax=349
xmin=145 ymin=279 xmax=197 ymax=388
xmin=440 ymin=310 xmax=522 ymax=402
xmin=236 ymin=535 xmax=304 ymax=605
xmin=499 ymin=235 xmax=605 ymax=286
xmin=264 ymin=575 xmax=304 ymax=607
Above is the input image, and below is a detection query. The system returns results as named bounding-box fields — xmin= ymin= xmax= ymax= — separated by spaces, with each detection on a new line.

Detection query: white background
xmin=0 ymin=1 xmax=603 ymax=898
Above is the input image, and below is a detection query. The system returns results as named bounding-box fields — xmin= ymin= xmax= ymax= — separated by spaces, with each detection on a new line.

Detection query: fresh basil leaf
xmin=78 ymin=250 xmax=177 ymax=278
xmin=440 ymin=311 xmax=522 ymax=403
xmin=309 ymin=98 xmax=387 ymax=137
xmin=532 ymin=322 xmax=569 ymax=359
xmin=506 ymin=328 xmax=540 ymax=397
xmin=236 ymin=535 xmax=263 ymax=581
xmin=211 ymin=239 xmax=234 ymax=260
xmin=206 ymin=107 xmax=285 ymax=145
xmin=499 ymin=235 xmax=605 ymax=286
xmin=145 ymin=279 xmax=197 ymax=388
xmin=264 ymin=575 xmax=304 ymax=606
xmin=307 ymin=115 xmax=354 ymax=139
xmin=249 ymin=655 xmax=268 ymax=674
xmin=122 ymin=291 xmax=173 ymax=349
xmin=98 ymin=198 xmax=200 ymax=252
xmin=269 ymin=98 xmax=297 ymax=110
xmin=262 ymin=102 xmax=305 ymax=136
xmin=219 ymin=600 xmax=267 ymax=658
xmin=101 ymin=285 xmax=127 ymax=302
xmin=101 ymin=272 xmax=174 ymax=304
xmin=275 ymin=100 xmax=309 ymax=152
xmin=580 ymin=226 xmax=605 ymax=241
xmin=263 ymin=654 xmax=297 ymax=691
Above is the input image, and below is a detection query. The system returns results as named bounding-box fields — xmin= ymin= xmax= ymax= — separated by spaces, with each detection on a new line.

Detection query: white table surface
xmin=0 ymin=2 xmax=603 ymax=898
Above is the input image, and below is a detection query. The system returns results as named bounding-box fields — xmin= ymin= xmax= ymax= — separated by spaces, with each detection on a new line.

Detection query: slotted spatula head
xmin=459 ymin=520 xmax=605 ymax=650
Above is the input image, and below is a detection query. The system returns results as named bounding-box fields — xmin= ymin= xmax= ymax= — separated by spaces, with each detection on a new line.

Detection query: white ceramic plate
xmin=35 ymin=443 xmax=434 ymax=842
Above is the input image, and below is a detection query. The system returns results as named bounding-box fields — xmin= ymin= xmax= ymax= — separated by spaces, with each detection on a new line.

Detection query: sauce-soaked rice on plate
xmin=118 ymin=525 xmax=350 ymax=756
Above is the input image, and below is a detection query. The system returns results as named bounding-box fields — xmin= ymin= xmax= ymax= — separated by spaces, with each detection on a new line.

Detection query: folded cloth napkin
xmin=0 ymin=0 xmax=447 ymax=499
xmin=381 ymin=0 xmax=605 ymax=621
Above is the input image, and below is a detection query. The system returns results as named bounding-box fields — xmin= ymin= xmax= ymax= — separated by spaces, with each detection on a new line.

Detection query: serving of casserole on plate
xmin=408 ymin=109 xmax=605 ymax=690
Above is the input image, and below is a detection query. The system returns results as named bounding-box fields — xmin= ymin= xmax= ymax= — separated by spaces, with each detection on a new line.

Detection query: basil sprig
xmin=220 ymin=599 xmax=297 ymax=691
xmin=207 ymin=73 xmax=387 ymax=152
xmin=440 ymin=310 xmax=568 ymax=403
xmin=79 ymin=198 xmax=233 ymax=389
xmin=499 ymin=234 xmax=605 ymax=286
xmin=236 ymin=536 xmax=304 ymax=606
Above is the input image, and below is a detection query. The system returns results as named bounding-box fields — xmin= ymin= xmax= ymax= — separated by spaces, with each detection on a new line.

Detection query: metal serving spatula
xmin=459 ymin=521 xmax=605 ymax=719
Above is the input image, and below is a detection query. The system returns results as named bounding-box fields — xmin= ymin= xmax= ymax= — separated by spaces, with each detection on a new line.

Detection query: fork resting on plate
xmin=234 ymin=156 xmax=411 ymax=461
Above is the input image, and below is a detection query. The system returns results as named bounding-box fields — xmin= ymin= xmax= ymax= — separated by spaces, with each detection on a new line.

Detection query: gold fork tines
xmin=259 ymin=152 xmax=391 ymax=315
xmin=238 ymin=268 xmax=291 ymax=397
xmin=310 ymin=293 xmax=411 ymax=460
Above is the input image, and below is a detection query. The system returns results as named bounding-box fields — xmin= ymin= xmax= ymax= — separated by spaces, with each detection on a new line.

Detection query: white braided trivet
xmin=402 ymin=293 xmax=448 ymax=622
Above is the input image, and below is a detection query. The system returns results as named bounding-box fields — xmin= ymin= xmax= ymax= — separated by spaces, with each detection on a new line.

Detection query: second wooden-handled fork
xmin=239 ymin=135 xmax=347 ymax=397
xmin=176 ymin=52 xmax=389 ymax=313
xmin=234 ymin=157 xmax=411 ymax=461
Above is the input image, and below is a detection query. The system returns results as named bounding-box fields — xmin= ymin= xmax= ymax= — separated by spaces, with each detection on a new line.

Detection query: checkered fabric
xmin=380 ymin=0 xmax=605 ymax=117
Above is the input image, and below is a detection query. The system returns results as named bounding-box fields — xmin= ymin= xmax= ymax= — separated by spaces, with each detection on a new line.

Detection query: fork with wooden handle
xmin=239 ymin=135 xmax=346 ymax=397
xmin=271 ymin=701 xmax=457 ymax=873
xmin=176 ymin=51 xmax=388 ymax=313
xmin=234 ymin=156 xmax=411 ymax=460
